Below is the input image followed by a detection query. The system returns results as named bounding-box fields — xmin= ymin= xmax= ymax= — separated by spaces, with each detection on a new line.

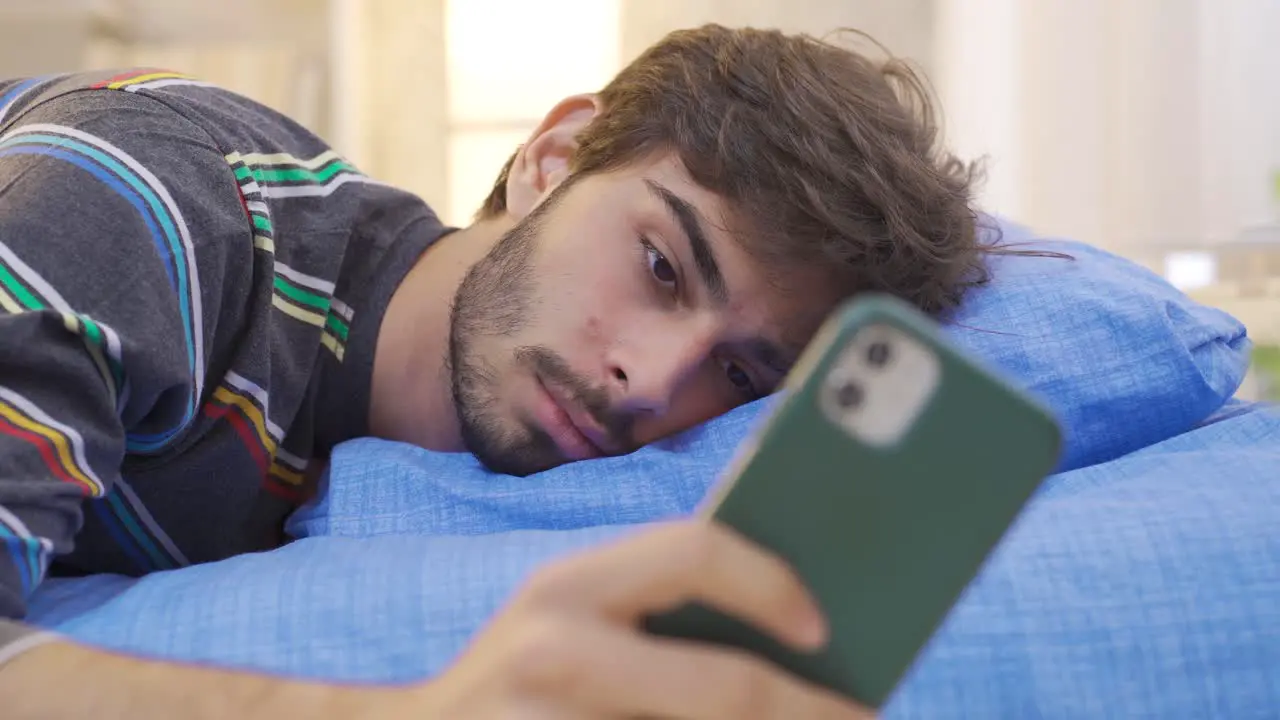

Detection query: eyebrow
xmin=644 ymin=179 xmax=728 ymax=304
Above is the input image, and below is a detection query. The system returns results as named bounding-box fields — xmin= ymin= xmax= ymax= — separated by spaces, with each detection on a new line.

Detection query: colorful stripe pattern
xmin=226 ymin=151 xmax=353 ymax=361
xmin=226 ymin=148 xmax=375 ymax=200
xmin=0 ymin=74 xmax=63 ymax=127
xmin=270 ymin=447 xmax=311 ymax=498
xmin=0 ymin=382 xmax=187 ymax=575
xmin=0 ymin=385 xmax=107 ymax=498
xmin=0 ymin=122 xmax=196 ymax=574
xmin=0 ymin=240 xmax=128 ymax=415
xmin=0 ymin=238 xmax=113 ymax=501
xmin=0 ymin=71 xmax=367 ymax=588
xmin=89 ymin=477 xmax=190 ymax=572
xmin=91 ymin=69 xmax=217 ymax=94
xmin=273 ymin=262 xmax=335 ymax=330
xmin=325 ymin=297 xmax=353 ymax=362
xmin=0 ymin=124 xmax=205 ymax=451
xmin=0 ymin=506 xmax=53 ymax=597
xmin=225 ymin=151 xmax=277 ymax=254
xmin=201 ymin=371 xmax=309 ymax=503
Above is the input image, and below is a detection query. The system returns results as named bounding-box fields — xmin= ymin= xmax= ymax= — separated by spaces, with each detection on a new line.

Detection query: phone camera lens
xmin=834 ymin=381 xmax=863 ymax=409
xmin=866 ymin=341 xmax=892 ymax=368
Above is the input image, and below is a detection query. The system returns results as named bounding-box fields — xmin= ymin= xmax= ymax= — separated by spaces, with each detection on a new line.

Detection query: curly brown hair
xmin=478 ymin=24 xmax=1005 ymax=315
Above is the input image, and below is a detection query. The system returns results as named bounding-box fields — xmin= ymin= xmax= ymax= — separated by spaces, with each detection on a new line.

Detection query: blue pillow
xmin=289 ymin=219 xmax=1251 ymax=540
xmin=942 ymin=219 xmax=1249 ymax=470
xmin=289 ymin=400 xmax=766 ymax=538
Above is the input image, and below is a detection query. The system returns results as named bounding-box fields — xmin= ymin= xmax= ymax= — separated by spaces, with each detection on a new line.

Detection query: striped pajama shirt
xmin=0 ymin=69 xmax=449 ymax=653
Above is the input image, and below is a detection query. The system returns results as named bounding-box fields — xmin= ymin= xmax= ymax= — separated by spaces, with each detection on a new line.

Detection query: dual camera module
xmin=820 ymin=322 xmax=940 ymax=447
xmin=831 ymin=339 xmax=894 ymax=410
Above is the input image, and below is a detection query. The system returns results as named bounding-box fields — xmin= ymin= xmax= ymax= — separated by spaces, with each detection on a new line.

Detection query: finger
xmin=516 ymin=615 xmax=871 ymax=720
xmin=521 ymin=521 xmax=827 ymax=650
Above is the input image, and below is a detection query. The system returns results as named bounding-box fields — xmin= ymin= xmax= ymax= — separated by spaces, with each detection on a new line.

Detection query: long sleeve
xmin=0 ymin=87 xmax=242 ymax=621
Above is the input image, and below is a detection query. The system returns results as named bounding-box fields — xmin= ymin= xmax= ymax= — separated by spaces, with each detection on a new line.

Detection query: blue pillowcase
xmin=289 ymin=218 xmax=1252 ymax=541
xmin=941 ymin=220 xmax=1250 ymax=471
xmin=287 ymin=399 xmax=766 ymax=538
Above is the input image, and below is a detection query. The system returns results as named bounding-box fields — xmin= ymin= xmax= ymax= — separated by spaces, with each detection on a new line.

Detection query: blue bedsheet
xmin=27 ymin=404 xmax=1280 ymax=718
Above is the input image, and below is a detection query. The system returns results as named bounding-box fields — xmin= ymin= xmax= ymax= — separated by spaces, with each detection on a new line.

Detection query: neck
xmin=368 ymin=215 xmax=512 ymax=451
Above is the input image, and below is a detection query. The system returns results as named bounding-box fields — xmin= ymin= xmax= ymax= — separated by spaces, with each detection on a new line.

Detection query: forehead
xmin=585 ymin=153 xmax=841 ymax=363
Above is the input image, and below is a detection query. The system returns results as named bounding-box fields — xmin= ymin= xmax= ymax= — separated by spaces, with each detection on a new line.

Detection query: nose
xmin=607 ymin=317 xmax=718 ymax=416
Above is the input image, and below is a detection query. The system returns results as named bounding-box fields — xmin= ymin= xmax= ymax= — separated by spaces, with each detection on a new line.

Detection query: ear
xmin=504 ymin=94 xmax=601 ymax=219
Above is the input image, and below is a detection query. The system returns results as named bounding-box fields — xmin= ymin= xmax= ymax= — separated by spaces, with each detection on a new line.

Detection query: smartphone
xmin=643 ymin=293 xmax=1062 ymax=708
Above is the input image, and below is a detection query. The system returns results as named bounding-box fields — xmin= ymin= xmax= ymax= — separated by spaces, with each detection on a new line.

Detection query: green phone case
xmin=644 ymin=293 xmax=1062 ymax=708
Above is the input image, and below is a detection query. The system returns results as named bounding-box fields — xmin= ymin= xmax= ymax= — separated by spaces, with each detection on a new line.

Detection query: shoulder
xmin=2 ymin=69 xmax=216 ymax=134
xmin=0 ymin=70 xmax=234 ymax=175
xmin=1 ymin=68 xmax=317 ymax=158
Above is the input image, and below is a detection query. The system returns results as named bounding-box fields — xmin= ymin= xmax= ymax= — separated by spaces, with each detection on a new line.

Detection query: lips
xmin=535 ymin=377 xmax=611 ymax=461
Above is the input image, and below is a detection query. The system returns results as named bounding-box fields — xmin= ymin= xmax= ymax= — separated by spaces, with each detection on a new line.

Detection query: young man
xmin=0 ymin=25 xmax=983 ymax=718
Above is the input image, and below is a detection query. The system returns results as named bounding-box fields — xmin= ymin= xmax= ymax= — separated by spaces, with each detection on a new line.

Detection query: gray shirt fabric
xmin=0 ymin=69 xmax=449 ymax=653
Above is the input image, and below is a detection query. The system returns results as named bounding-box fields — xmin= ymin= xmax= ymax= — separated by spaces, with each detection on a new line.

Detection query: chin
xmin=473 ymin=450 xmax=565 ymax=478
xmin=459 ymin=418 xmax=563 ymax=478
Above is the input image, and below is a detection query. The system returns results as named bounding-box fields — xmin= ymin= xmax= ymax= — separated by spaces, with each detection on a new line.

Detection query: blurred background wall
xmin=2 ymin=0 xmax=1277 ymax=394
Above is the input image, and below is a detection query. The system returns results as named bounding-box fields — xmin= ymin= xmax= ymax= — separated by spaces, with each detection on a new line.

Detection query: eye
xmin=720 ymin=358 xmax=761 ymax=400
xmin=641 ymin=237 xmax=678 ymax=290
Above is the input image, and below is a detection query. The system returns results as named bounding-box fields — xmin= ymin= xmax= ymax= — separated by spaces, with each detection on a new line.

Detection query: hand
xmin=413 ymin=521 xmax=873 ymax=719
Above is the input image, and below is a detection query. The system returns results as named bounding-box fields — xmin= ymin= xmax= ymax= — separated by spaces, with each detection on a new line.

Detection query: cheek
xmin=535 ymin=239 xmax=642 ymax=311
xmin=583 ymin=315 xmax=604 ymax=345
xmin=536 ymin=250 xmax=647 ymax=336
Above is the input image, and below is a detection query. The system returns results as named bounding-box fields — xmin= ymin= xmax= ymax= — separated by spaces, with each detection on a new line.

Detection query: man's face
xmin=450 ymin=154 xmax=831 ymax=476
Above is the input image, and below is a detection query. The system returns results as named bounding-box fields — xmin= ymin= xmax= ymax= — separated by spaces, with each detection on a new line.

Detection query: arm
xmin=0 ymin=88 xmax=235 ymax=623
xmin=0 ymin=638 xmax=399 ymax=720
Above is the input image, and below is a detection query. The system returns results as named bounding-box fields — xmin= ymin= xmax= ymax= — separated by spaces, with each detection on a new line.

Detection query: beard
xmin=447 ymin=182 xmax=630 ymax=476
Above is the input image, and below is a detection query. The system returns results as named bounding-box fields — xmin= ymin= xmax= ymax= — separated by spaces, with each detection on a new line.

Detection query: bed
xmin=26 ymin=220 xmax=1280 ymax=718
